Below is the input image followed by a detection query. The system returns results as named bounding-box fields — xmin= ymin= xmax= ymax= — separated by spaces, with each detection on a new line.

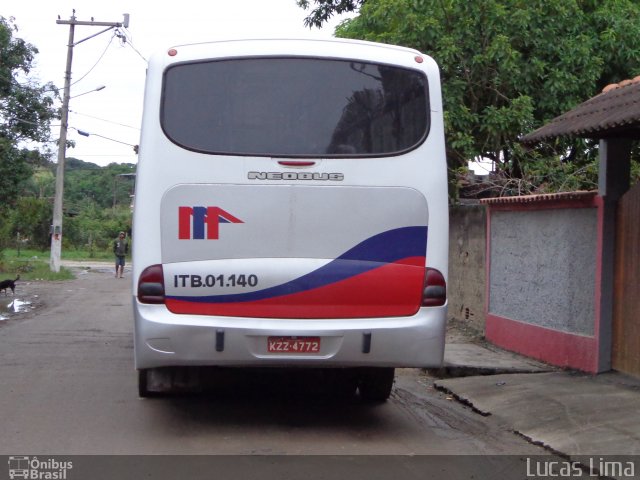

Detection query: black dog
xmin=0 ymin=275 xmax=19 ymax=295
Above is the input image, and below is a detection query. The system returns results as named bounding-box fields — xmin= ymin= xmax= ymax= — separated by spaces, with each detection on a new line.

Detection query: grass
xmin=58 ymin=248 xmax=114 ymax=261
xmin=0 ymin=247 xmax=119 ymax=281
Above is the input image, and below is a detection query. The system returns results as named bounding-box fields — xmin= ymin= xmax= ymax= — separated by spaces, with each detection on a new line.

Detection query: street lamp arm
xmin=72 ymin=26 xmax=117 ymax=47
xmin=70 ymin=85 xmax=106 ymax=99
xmin=71 ymin=127 xmax=134 ymax=146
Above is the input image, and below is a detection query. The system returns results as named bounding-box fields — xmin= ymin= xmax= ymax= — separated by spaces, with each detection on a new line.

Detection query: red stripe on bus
xmin=166 ymin=257 xmax=425 ymax=318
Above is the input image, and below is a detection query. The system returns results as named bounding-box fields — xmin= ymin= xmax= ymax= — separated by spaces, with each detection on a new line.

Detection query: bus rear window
xmin=161 ymin=57 xmax=429 ymax=157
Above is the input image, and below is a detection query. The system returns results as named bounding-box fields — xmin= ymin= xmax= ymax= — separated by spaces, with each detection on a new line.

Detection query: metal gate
xmin=613 ymin=181 xmax=640 ymax=376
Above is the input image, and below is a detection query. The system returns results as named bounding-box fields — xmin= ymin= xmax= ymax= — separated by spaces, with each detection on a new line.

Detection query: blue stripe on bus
xmin=167 ymin=226 xmax=427 ymax=304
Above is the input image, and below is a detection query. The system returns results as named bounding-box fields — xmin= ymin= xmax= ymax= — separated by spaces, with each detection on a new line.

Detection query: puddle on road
xmin=0 ymin=297 xmax=34 ymax=320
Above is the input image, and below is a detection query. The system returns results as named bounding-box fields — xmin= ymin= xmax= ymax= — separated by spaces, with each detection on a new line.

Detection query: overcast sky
xmin=5 ymin=0 xmax=353 ymax=166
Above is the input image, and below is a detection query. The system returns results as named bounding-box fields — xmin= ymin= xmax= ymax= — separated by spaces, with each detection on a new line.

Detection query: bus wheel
xmin=358 ymin=368 xmax=395 ymax=403
xmin=329 ymin=369 xmax=358 ymax=399
xmin=138 ymin=369 xmax=156 ymax=398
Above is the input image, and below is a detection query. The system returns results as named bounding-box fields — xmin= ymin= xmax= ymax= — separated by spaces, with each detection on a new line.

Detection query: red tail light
xmin=138 ymin=264 xmax=165 ymax=304
xmin=422 ymin=268 xmax=446 ymax=307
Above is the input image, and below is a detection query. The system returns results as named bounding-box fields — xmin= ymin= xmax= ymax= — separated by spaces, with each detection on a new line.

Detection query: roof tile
xmin=480 ymin=190 xmax=597 ymax=205
xmin=521 ymin=79 xmax=640 ymax=144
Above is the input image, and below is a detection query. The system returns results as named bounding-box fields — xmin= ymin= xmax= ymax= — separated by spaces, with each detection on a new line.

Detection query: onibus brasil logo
xmin=8 ymin=456 xmax=73 ymax=479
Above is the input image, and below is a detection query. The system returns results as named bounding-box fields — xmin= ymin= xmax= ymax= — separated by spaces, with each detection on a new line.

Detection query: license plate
xmin=267 ymin=336 xmax=320 ymax=353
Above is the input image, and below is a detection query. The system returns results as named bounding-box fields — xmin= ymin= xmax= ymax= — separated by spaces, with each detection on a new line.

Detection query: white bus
xmin=132 ymin=38 xmax=448 ymax=401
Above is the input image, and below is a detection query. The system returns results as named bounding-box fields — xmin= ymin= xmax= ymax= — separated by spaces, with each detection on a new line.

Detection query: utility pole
xmin=50 ymin=10 xmax=130 ymax=272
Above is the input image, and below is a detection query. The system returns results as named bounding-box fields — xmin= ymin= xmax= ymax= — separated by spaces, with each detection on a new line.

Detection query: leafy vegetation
xmin=0 ymin=16 xmax=58 ymax=250
xmin=5 ymin=158 xmax=135 ymax=257
xmin=0 ymin=16 xmax=135 ymax=261
xmin=298 ymin=0 xmax=361 ymax=27
xmin=300 ymin=0 xmax=640 ymax=198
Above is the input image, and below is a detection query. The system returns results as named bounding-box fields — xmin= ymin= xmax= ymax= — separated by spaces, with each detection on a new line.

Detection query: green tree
xmin=63 ymin=158 xmax=135 ymax=211
xmin=64 ymin=203 xmax=132 ymax=255
xmin=297 ymin=0 xmax=362 ymax=27
xmin=22 ymin=167 xmax=55 ymax=199
xmin=0 ymin=139 xmax=31 ymax=204
xmin=0 ymin=17 xmax=57 ymax=145
xmin=41 ymin=158 xmax=136 ymax=253
xmin=0 ymin=139 xmax=44 ymax=250
xmin=0 ymin=16 xmax=57 ymax=247
xmin=300 ymin=0 xmax=640 ymax=195
xmin=10 ymin=197 xmax=51 ymax=250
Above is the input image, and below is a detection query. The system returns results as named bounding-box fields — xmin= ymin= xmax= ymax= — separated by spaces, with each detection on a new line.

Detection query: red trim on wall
xmin=484 ymin=194 xmax=603 ymax=373
xmin=486 ymin=314 xmax=598 ymax=372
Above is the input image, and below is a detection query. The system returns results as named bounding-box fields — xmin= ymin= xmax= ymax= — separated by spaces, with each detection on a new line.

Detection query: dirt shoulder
xmin=0 ymin=263 xmax=117 ymax=324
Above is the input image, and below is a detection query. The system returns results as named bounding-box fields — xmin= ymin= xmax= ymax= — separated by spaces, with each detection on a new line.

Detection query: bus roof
xmin=148 ymin=38 xmax=436 ymax=72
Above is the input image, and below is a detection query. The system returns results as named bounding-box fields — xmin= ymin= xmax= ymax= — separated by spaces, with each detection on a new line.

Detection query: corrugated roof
xmin=520 ymin=76 xmax=640 ymax=144
xmin=480 ymin=190 xmax=597 ymax=205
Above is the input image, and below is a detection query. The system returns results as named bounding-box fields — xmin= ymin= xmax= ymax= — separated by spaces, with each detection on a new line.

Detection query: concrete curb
xmin=436 ymin=343 xmax=554 ymax=378
xmin=433 ymin=372 xmax=640 ymax=458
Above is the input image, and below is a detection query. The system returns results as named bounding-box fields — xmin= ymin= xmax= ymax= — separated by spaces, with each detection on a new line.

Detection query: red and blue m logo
xmin=178 ymin=206 xmax=243 ymax=240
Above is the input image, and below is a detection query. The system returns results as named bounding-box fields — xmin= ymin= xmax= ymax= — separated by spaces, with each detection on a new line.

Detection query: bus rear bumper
xmin=133 ymin=301 xmax=447 ymax=370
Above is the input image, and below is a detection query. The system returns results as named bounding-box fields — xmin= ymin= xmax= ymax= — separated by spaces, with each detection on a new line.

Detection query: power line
xmin=69 ymin=109 xmax=139 ymax=130
xmin=117 ymin=28 xmax=148 ymax=63
xmin=1 ymin=31 xmax=117 ymax=93
xmin=8 ymin=117 xmax=46 ymax=127
xmin=70 ymin=32 xmax=117 ymax=88
xmin=2 ymin=31 xmax=120 ymax=94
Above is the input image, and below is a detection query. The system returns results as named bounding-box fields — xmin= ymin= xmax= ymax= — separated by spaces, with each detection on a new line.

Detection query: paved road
xmin=0 ymin=269 xmax=548 ymax=469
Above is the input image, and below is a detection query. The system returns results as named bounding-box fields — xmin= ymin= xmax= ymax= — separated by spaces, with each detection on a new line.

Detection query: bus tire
xmin=330 ymin=369 xmax=358 ymax=399
xmin=358 ymin=367 xmax=395 ymax=403
xmin=138 ymin=369 xmax=156 ymax=398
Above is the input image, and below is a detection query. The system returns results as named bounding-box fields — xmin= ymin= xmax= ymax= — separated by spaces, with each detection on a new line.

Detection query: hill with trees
xmin=11 ymin=158 xmax=135 ymax=254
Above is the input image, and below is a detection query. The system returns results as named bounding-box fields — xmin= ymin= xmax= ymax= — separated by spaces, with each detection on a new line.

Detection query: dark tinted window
xmin=161 ymin=57 xmax=429 ymax=157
